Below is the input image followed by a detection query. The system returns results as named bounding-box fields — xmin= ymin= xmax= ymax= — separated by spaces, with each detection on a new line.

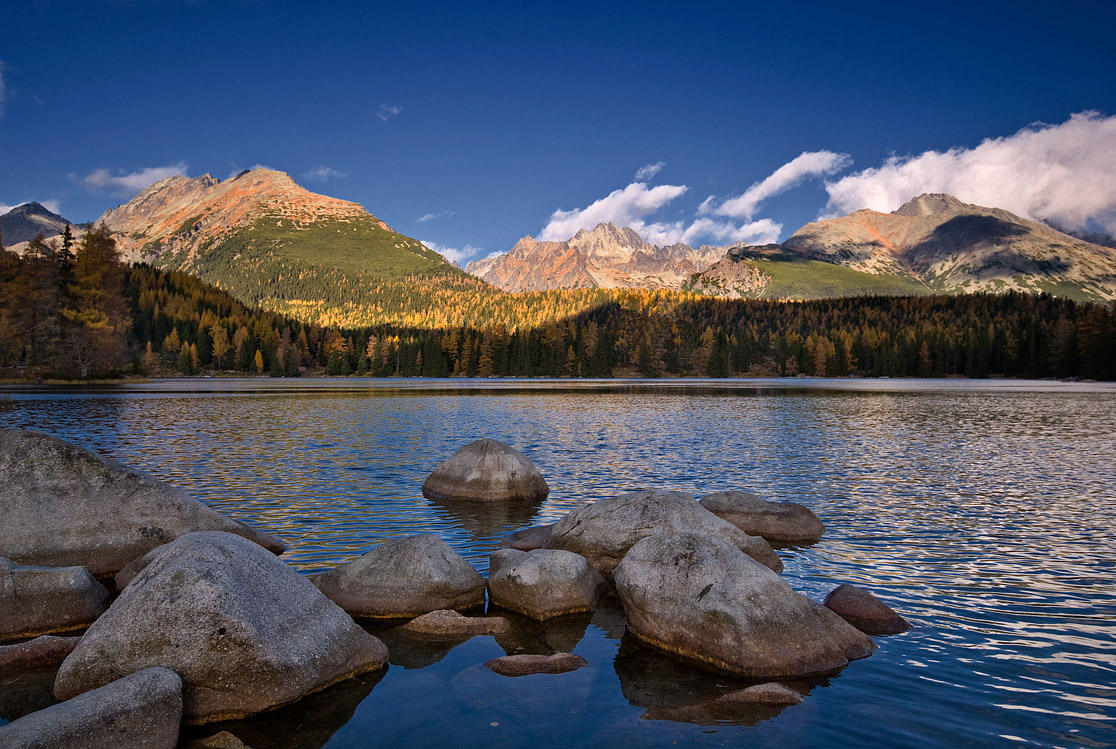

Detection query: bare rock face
xmin=53 ymin=532 xmax=388 ymax=724
xmin=0 ymin=667 xmax=182 ymax=749
xmin=546 ymin=490 xmax=782 ymax=576
xmin=0 ymin=635 xmax=82 ymax=676
xmin=422 ymin=439 xmax=549 ymax=502
xmin=310 ymin=534 xmax=485 ymax=618
xmin=823 ymin=584 xmax=911 ymax=635
xmin=699 ymin=490 xmax=825 ymax=544
xmin=613 ymin=534 xmax=875 ymax=678
xmin=484 ymin=653 xmax=588 ymax=677
xmin=0 ymin=429 xmax=285 ymax=577
xmin=398 ymin=609 xmax=510 ymax=638
xmin=488 ymin=549 xmax=606 ymax=620
xmin=1 ymin=557 xmax=109 ymax=641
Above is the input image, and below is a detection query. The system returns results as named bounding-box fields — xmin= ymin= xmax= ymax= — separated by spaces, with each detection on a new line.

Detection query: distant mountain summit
xmin=466 ymin=221 xmax=724 ymax=291
xmin=0 ymin=202 xmax=74 ymax=246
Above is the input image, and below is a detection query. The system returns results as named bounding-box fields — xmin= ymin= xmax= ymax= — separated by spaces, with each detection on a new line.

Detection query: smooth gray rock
xmin=545 ymin=490 xmax=782 ymax=576
xmin=0 ymin=557 xmax=108 ymax=641
xmin=488 ymin=548 xmax=606 ymax=620
xmin=0 ymin=429 xmax=285 ymax=576
xmin=53 ymin=532 xmax=388 ymax=724
xmin=0 ymin=667 xmax=182 ymax=749
xmin=0 ymin=636 xmax=81 ymax=676
xmin=613 ymin=534 xmax=875 ymax=678
xmin=310 ymin=534 xmax=485 ymax=618
xmin=484 ymin=652 xmax=588 ymax=677
xmin=422 ymin=439 xmax=549 ymax=502
xmin=398 ymin=609 xmax=510 ymax=638
xmin=699 ymin=490 xmax=825 ymax=544
xmin=823 ymin=584 xmax=911 ymax=635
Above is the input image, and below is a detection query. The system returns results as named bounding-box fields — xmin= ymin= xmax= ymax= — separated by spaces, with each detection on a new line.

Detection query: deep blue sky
xmin=2 ymin=1 xmax=1115 ymax=261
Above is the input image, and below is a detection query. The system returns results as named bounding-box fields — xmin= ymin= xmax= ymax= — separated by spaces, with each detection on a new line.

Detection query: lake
xmin=2 ymin=378 xmax=1115 ymax=747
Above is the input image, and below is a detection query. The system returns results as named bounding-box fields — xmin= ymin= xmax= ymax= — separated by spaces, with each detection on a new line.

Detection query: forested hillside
xmin=2 ymin=230 xmax=1113 ymax=381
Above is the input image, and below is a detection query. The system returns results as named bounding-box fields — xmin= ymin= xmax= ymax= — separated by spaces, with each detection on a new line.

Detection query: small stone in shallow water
xmin=484 ymin=653 xmax=588 ymax=677
xmin=716 ymin=682 xmax=803 ymax=706
xmin=823 ymin=584 xmax=911 ymax=635
xmin=502 ymin=524 xmax=554 ymax=551
xmin=399 ymin=609 xmax=510 ymax=637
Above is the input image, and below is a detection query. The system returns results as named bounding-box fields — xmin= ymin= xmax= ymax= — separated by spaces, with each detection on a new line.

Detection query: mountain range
xmin=0 ymin=202 xmax=78 ymax=248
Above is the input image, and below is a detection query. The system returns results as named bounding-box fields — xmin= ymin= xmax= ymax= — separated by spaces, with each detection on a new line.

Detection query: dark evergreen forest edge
xmin=2 ymin=228 xmax=1114 ymax=381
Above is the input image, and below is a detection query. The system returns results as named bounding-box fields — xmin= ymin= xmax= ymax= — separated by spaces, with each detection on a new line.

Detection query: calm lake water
xmin=2 ymin=378 xmax=1115 ymax=748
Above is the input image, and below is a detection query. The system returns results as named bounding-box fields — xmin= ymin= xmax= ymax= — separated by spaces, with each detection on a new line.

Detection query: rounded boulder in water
xmin=422 ymin=439 xmax=549 ymax=502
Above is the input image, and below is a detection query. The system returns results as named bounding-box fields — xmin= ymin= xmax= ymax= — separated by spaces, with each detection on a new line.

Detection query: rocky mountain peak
xmin=0 ymin=201 xmax=73 ymax=246
xmin=892 ymin=193 xmax=969 ymax=217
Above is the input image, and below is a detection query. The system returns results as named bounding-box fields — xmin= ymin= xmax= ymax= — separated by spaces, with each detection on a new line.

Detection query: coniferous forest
xmin=1 ymin=229 xmax=1114 ymax=381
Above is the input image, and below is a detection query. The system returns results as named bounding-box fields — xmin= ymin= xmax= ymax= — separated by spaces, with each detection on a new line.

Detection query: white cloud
xmin=417 ymin=209 xmax=455 ymax=223
xmin=75 ymin=162 xmax=189 ymax=195
xmin=634 ymin=161 xmax=666 ymax=181
xmin=715 ymin=150 xmax=851 ymax=220
xmin=376 ymin=104 xmax=403 ymax=121
xmin=422 ymin=240 xmax=484 ymax=266
xmin=302 ymin=165 xmax=348 ymax=182
xmin=539 ymin=182 xmax=689 ymax=241
xmin=635 ymin=217 xmax=782 ymax=247
xmin=824 ymin=111 xmax=1116 ymax=234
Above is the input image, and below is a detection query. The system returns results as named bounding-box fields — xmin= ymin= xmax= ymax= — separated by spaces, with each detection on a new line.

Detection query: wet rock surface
xmin=0 ymin=557 xmax=109 ymax=641
xmin=484 ymin=652 xmax=588 ymax=677
xmin=488 ymin=548 xmax=606 ymax=620
xmin=53 ymin=531 xmax=388 ymax=724
xmin=310 ymin=534 xmax=485 ymax=618
xmin=422 ymin=439 xmax=549 ymax=502
xmin=614 ymin=533 xmax=875 ymax=678
xmin=0 ymin=667 xmax=182 ymax=749
xmin=699 ymin=490 xmax=825 ymax=544
xmin=823 ymin=584 xmax=911 ymax=635
xmin=398 ymin=609 xmax=510 ymax=638
xmin=546 ymin=490 xmax=782 ymax=576
xmin=0 ymin=429 xmax=285 ymax=576
xmin=717 ymin=682 xmax=803 ymax=706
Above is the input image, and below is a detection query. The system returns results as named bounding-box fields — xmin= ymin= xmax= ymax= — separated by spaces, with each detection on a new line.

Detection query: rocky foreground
xmin=0 ymin=431 xmax=909 ymax=747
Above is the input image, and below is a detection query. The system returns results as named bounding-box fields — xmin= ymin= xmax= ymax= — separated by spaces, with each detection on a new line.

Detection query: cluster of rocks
xmin=0 ymin=430 xmax=910 ymax=747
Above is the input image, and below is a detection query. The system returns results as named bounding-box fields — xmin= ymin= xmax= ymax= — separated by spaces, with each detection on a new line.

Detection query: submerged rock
xmin=0 ymin=667 xmax=182 ymax=749
xmin=546 ymin=490 xmax=782 ymax=576
xmin=823 ymin=584 xmax=911 ymax=635
xmin=0 ymin=429 xmax=285 ymax=576
xmin=310 ymin=534 xmax=485 ymax=618
xmin=53 ymin=532 xmax=388 ymax=724
xmin=613 ymin=534 xmax=875 ymax=678
xmin=699 ymin=490 xmax=825 ymax=544
xmin=716 ymin=682 xmax=803 ymax=706
xmin=488 ymin=548 xmax=606 ymax=620
xmin=422 ymin=439 xmax=549 ymax=502
xmin=484 ymin=652 xmax=588 ymax=677
xmin=0 ymin=557 xmax=109 ymax=641
xmin=0 ymin=636 xmax=82 ymax=676
xmin=398 ymin=609 xmax=510 ymax=638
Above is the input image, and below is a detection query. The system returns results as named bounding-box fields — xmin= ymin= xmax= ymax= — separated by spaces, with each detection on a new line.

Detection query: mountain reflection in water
xmin=1 ymin=378 xmax=1114 ymax=747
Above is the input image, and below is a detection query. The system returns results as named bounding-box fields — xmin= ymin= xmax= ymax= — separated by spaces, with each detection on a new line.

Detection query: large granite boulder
xmin=488 ymin=548 xmax=606 ymax=620
xmin=699 ymin=490 xmax=825 ymax=544
xmin=53 ymin=532 xmax=388 ymax=724
xmin=421 ymin=439 xmax=549 ymax=502
xmin=823 ymin=584 xmax=911 ymax=635
xmin=310 ymin=534 xmax=485 ymax=618
xmin=1 ymin=557 xmax=109 ymax=641
xmin=613 ymin=534 xmax=875 ymax=678
xmin=545 ymin=490 xmax=782 ymax=576
xmin=0 ymin=667 xmax=182 ymax=749
xmin=0 ymin=429 xmax=285 ymax=576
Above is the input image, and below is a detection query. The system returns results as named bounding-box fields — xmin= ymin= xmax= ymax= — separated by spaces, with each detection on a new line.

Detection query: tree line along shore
xmin=1 ymin=228 xmax=1114 ymax=381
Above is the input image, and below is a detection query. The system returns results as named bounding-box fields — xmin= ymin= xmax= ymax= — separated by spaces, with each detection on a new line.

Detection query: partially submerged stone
xmin=488 ymin=548 xmax=606 ymax=620
xmin=310 ymin=534 xmax=485 ymax=619
xmin=0 ymin=636 xmax=81 ymax=676
xmin=699 ymin=490 xmax=825 ymax=544
xmin=501 ymin=524 xmax=554 ymax=551
xmin=422 ymin=439 xmax=549 ymax=502
xmin=716 ymin=682 xmax=803 ymax=706
xmin=0 ymin=667 xmax=182 ymax=749
xmin=613 ymin=534 xmax=875 ymax=678
xmin=546 ymin=490 xmax=782 ymax=576
xmin=0 ymin=429 xmax=285 ymax=576
xmin=484 ymin=652 xmax=587 ymax=677
xmin=823 ymin=584 xmax=911 ymax=635
xmin=398 ymin=609 xmax=510 ymax=638
xmin=54 ymin=532 xmax=388 ymax=724
xmin=0 ymin=557 xmax=109 ymax=641
xmin=181 ymin=731 xmax=250 ymax=749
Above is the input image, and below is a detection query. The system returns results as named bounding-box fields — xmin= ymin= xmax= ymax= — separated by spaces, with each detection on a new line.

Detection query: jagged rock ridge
xmin=466 ymin=222 xmax=725 ymax=292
